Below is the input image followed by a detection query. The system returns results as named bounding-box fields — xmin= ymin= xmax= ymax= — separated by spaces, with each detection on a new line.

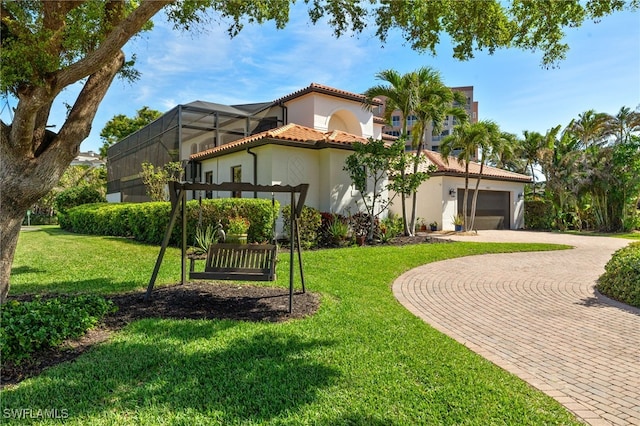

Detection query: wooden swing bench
xmin=189 ymin=243 xmax=277 ymax=281
xmin=146 ymin=181 xmax=308 ymax=312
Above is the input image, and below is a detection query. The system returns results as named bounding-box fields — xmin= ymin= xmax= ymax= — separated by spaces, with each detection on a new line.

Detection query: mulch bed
xmin=1 ymin=234 xmax=450 ymax=387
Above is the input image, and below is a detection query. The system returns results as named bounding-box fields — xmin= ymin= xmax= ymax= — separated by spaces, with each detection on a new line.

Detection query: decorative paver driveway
xmin=393 ymin=231 xmax=639 ymax=426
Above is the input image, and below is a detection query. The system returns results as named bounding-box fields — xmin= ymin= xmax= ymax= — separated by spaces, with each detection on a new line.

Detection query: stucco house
xmin=106 ymin=83 xmax=530 ymax=230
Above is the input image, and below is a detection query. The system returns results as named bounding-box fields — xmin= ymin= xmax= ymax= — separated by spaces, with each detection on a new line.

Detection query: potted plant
xmin=417 ymin=218 xmax=427 ymax=231
xmin=226 ymin=216 xmax=250 ymax=244
xmin=452 ymin=214 xmax=464 ymax=232
xmin=429 ymin=221 xmax=438 ymax=232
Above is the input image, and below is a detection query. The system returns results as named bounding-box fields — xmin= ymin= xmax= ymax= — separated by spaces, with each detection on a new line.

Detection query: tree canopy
xmin=99 ymin=106 xmax=162 ymax=157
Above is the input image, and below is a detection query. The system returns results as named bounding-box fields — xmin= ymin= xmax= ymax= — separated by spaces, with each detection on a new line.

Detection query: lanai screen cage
xmin=107 ymin=101 xmax=284 ymax=202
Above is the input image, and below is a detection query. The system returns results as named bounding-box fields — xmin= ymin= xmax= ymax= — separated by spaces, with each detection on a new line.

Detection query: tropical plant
xmin=604 ymin=106 xmax=640 ymax=143
xmin=139 ymin=161 xmax=184 ymax=202
xmin=326 ymin=216 xmax=350 ymax=245
xmin=363 ymin=70 xmax=420 ymax=235
xmin=520 ymin=130 xmax=546 ymax=197
xmin=344 ymin=138 xmax=404 ymax=240
xmin=192 ymin=223 xmax=219 ymax=255
xmin=452 ymin=213 xmax=464 ymax=226
xmin=408 ymin=67 xmax=468 ymax=234
xmin=440 ymin=121 xmax=502 ymax=231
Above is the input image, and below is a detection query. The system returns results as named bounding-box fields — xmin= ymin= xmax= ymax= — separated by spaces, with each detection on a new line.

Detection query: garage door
xmin=457 ymin=189 xmax=510 ymax=230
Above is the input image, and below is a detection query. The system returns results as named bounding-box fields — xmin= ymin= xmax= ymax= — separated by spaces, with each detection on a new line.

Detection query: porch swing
xmin=144 ymin=181 xmax=309 ymax=313
xmin=188 ymin=191 xmax=278 ymax=282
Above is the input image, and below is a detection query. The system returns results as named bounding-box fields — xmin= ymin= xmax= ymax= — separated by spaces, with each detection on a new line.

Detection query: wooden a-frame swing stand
xmin=145 ymin=181 xmax=309 ymax=313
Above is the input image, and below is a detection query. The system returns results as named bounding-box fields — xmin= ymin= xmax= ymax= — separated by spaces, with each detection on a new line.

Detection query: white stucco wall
xmin=198 ymin=144 xmax=386 ymax=229
xmin=285 ymin=93 xmax=376 ymax=138
xmin=391 ymin=176 xmax=526 ymax=230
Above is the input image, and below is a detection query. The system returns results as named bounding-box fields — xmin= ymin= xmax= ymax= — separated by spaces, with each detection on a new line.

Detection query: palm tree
xmin=603 ymin=106 xmax=640 ymax=144
xmin=567 ymin=109 xmax=609 ymax=151
xmin=440 ymin=122 xmax=482 ymax=231
xmin=408 ymin=67 xmax=468 ymax=233
xmin=468 ymin=121 xmax=503 ymax=231
xmin=489 ymin=131 xmax=525 ymax=173
xmin=364 ymin=69 xmax=420 ymax=235
xmin=520 ymin=130 xmax=546 ymax=197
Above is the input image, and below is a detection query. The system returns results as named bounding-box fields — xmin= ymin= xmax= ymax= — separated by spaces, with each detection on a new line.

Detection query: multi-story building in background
xmin=378 ymin=86 xmax=478 ymax=154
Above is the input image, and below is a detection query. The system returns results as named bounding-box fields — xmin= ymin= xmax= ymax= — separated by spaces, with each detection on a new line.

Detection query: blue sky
xmin=3 ymin=4 xmax=639 ymax=153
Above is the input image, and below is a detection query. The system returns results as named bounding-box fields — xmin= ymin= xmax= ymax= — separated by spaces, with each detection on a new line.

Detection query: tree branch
xmin=42 ymin=1 xmax=85 ymax=59
xmin=51 ymin=50 xmax=125 ymax=160
xmin=55 ymin=0 xmax=170 ymax=89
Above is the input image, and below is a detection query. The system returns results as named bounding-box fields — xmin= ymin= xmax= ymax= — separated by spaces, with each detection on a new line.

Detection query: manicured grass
xmin=562 ymin=229 xmax=640 ymax=240
xmin=3 ymin=227 xmax=579 ymax=425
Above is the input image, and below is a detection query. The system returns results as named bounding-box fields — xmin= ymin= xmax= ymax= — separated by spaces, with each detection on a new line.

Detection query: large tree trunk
xmin=0 ymin=53 xmax=124 ymax=303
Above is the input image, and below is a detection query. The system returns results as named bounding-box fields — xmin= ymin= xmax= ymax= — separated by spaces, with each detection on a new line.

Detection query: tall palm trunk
xmin=463 ymin=162 xmax=470 ymax=232
xmin=409 ymin=130 xmax=427 ymax=234
xmin=469 ymin=162 xmax=485 ymax=231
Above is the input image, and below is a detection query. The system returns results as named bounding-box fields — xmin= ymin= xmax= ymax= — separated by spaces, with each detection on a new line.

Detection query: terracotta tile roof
xmin=413 ymin=150 xmax=532 ymax=183
xmin=373 ymin=116 xmax=387 ymax=124
xmin=273 ymin=83 xmax=381 ymax=106
xmin=190 ymin=124 xmax=369 ymax=161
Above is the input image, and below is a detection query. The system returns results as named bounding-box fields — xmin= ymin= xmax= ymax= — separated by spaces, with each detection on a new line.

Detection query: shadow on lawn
xmin=9 ymin=265 xmax=46 ymax=275
xmin=3 ymin=320 xmax=340 ymax=423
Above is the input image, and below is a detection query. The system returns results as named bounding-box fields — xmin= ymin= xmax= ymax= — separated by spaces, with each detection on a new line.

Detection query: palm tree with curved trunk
xmin=440 ymin=122 xmax=482 ymax=231
xmin=364 ymin=69 xmax=419 ymax=235
xmin=440 ymin=120 xmax=506 ymax=231
xmin=408 ymin=68 xmax=468 ymax=233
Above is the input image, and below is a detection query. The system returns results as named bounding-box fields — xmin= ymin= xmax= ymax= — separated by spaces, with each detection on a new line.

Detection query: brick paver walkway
xmin=393 ymin=231 xmax=639 ymax=426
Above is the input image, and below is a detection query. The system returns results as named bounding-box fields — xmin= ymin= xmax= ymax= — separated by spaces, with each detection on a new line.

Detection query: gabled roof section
xmin=191 ymin=123 xmax=370 ymax=161
xmin=416 ymin=150 xmax=532 ymax=183
xmin=273 ymin=83 xmax=382 ymax=106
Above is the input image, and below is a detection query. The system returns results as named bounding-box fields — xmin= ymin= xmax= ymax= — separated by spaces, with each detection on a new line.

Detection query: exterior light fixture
xmin=518 ymin=192 xmax=524 ymax=200
xmin=449 ymin=188 xmax=456 ymax=197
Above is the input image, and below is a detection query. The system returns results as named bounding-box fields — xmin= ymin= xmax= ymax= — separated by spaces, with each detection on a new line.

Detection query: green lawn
xmin=3 ymin=227 xmax=579 ymax=425
xmin=562 ymin=229 xmax=640 ymax=240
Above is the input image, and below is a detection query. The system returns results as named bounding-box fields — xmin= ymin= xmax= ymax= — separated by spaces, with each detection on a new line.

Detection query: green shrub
xmin=55 ymin=185 xmax=105 ymax=213
xmin=59 ymin=198 xmax=279 ymax=245
xmin=380 ymin=214 xmax=404 ymax=239
xmin=282 ymin=204 xmax=322 ymax=249
xmin=597 ymin=242 xmax=640 ymax=308
xmin=0 ymin=295 xmax=116 ymax=364
xmin=524 ymin=199 xmax=554 ymax=230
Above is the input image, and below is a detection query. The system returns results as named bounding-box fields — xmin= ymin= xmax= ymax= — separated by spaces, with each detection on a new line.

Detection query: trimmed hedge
xmin=59 ymin=198 xmax=280 ymax=245
xmin=597 ymin=242 xmax=640 ymax=308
